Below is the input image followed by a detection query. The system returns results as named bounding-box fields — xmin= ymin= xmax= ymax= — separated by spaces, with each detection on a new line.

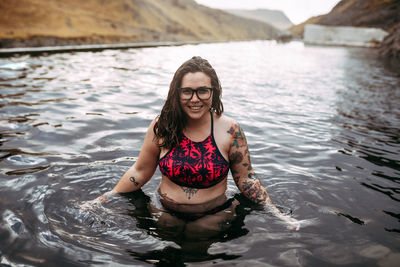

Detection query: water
xmin=0 ymin=41 xmax=399 ymax=266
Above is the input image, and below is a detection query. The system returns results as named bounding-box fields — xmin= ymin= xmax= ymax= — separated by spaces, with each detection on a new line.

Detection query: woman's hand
xmin=266 ymin=204 xmax=301 ymax=231
xmin=275 ymin=212 xmax=301 ymax=231
xmin=79 ymin=190 xmax=118 ymax=212
xmin=98 ymin=190 xmax=118 ymax=203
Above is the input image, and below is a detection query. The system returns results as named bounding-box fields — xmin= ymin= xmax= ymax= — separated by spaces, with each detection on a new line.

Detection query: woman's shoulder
xmin=145 ymin=116 xmax=158 ymax=132
xmin=214 ymin=113 xmax=242 ymax=141
xmin=214 ymin=113 xmax=239 ymax=130
xmin=144 ymin=116 xmax=161 ymax=144
xmin=215 ymin=113 xmax=232 ymax=125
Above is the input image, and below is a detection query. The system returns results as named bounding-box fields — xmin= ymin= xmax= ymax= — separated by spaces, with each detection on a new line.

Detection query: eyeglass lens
xmin=180 ymin=87 xmax=212 ymax=100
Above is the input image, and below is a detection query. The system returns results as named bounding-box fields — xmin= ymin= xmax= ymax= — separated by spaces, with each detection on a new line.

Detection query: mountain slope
xmin=0 ymin=0 xmax=278 ymax=48
xmin=224 ymin=9 xmax=293 ymax=30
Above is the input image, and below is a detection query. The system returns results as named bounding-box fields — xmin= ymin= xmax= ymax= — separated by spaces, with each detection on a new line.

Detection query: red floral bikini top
xmin=158 ymin=112 xmax=230 ymax=189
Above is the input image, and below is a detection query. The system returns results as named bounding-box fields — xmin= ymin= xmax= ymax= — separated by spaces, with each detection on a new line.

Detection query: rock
xmin=379 ymin=23 xmax=400 ymax=70
xmin=276 ymin=30 xmax=293 ymax=43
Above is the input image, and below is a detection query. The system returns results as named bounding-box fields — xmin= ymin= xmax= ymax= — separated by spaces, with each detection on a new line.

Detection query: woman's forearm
xmin=240 ymin=175 xmax=273 ymax=205
xmin=113 ymin=165 xmax=149 ymax=193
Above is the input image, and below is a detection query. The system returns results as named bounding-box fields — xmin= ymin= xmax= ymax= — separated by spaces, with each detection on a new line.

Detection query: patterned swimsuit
xmin=158 ymin=112 xmax=230 ymax=189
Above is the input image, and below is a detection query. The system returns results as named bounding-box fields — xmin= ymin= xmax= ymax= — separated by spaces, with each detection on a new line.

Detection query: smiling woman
xmin=87 ymin=56 xmax=300 ymax=230
xmin=2 ymin=40 xmax=399 ymax=266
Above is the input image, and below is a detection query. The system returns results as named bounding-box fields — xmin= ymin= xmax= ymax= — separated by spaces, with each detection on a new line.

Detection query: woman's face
xmin=179 ymin=72 xmax=213 ymax=121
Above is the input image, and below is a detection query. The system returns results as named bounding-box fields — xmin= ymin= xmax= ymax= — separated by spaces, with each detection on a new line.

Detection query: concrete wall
xmin=304 ymin=24 xmax=388 ymax=47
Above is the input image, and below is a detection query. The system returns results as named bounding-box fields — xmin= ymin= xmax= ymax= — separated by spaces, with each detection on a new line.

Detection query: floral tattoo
xmin=227 ymin=124 xmax=246 ymax=149
xmin=242 ymin=179 xmax=267 ymax=204
xmin=158 ymin=188 xmax=177 ymax=203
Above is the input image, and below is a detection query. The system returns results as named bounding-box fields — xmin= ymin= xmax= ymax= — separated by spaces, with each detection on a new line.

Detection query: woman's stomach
xmin=157 ymin=175 xmax=228 ymax=213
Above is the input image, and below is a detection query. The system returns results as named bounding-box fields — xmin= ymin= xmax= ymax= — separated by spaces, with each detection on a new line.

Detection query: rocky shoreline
xmin=379 ymin=23 xmax=400 ymax=69
xmin=0 ymin=34 xmax=197 ymax=49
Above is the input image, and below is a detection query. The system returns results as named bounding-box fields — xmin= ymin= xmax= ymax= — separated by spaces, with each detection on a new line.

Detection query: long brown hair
xmin=154 ymin=56 xmax=224 ymax=149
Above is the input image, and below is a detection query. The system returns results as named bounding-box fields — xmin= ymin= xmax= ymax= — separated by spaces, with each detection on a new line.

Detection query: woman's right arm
xmin=98 ymin=119 xmax=161 ymax=202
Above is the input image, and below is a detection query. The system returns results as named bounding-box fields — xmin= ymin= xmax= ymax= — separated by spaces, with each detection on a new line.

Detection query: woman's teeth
xmin=189 ymin=106 xmax=202 ymax=110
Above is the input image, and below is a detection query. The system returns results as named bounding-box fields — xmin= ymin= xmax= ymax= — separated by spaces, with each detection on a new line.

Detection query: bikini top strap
xmin=210 ymin=110 xmax=214 ymax=136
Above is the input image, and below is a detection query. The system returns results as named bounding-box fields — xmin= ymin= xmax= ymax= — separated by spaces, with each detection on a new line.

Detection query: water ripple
xmin=0 ymin=41 xmax=399 ymax=266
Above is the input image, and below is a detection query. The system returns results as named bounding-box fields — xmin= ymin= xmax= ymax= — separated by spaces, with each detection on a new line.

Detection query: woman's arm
xmin=99 ymin=119 xmax=161 ymax=202
xmin=227 ymin=121 xmax=272 ymax=205
xmin=227 ymin=121 xmax=300 ymax=230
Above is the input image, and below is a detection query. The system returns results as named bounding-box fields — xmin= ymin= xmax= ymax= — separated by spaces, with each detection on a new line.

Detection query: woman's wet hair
xmin=154 ymin=56 xmax=224 ymax=149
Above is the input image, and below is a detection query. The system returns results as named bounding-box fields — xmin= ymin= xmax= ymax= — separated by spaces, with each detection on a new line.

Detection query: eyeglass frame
xmin=178 ymin=86 xmax=214 ymax=100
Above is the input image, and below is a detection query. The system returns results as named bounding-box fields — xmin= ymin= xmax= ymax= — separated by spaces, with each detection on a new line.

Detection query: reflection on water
xmin=0 ymin=41 xmax=399 ymax=266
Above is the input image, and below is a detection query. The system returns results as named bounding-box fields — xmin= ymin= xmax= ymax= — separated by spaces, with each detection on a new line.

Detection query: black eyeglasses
xmin=179 ymin=87 xmax=213 ymax=100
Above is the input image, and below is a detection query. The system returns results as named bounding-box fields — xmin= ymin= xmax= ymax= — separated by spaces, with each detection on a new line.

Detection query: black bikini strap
xmin=210 ymin=110 xmax=214 ymax=136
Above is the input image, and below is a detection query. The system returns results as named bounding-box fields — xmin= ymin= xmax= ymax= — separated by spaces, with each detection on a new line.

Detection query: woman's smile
xmin=187 ymin=104 xmax=204 ymax=111
xmin=180 ymin=72 xmax=213 ymax=120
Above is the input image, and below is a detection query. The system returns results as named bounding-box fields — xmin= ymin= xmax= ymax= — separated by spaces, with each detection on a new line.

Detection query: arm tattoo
xmin=229 ymin=151 xmax=243 ymax=165
xmin=248 ymin=172 xmax=257 ymax=180
xmin=231 ymin=169 xmax=240 ymax=184
xmin=180 ymin=186 xmax=198 ymax=199
xmin=228 ymin=122 xmax=268 ymax=204
xmin=242 ymin=178 xmax=267 ymax=204
xmin=129 ymin=176 xmax=139 ymax=187
xmin=228 ymin=123 xmax=248 ymax=166
xmin=228 ymin=122 xmax=251 ymax=185
xmin=227 ymin=124 xmax=246 ymax=149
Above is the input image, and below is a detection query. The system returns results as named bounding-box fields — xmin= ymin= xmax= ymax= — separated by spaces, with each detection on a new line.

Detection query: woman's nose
xmin=191 ymin=91 xmax=200 ymax=102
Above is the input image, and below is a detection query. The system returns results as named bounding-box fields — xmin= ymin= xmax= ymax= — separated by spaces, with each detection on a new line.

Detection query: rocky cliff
xmin=289 ymin=0 xmax=400 ymax=69
xmin=0 ymin=0 xmax=278 ymax=48
xmin=379 ymin=23 xmax=400 ymax=68
xmin=290 ymin=0 xmax=399 ymax=37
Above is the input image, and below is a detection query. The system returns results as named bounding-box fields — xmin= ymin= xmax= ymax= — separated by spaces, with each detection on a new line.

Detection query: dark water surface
xmin=0 ymin=41 xmax=399 ymax=266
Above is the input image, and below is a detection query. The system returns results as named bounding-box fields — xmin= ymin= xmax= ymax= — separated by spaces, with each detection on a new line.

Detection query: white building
xmin=304 ymin=24 xmax=388 ymax=47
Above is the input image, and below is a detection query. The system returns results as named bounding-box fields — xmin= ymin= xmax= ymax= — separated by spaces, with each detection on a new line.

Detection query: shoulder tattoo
xmin=227 ymin=122 xmax=246 ymax=149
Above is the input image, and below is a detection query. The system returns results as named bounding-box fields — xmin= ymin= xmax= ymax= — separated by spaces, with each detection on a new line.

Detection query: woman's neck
xmin=184 ymin=111 xmax=212 ymax=137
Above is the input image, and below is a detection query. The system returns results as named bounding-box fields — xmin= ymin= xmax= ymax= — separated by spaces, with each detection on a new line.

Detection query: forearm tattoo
xmin=242 ymin=178 xmax=268 ymax=204
xmin=180 ymin=186 xmax=198 ymax=199
xmin=129 ymin=176 xmax=139 ymax=187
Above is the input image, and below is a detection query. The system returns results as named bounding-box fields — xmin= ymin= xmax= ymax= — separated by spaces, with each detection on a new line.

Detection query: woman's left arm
xmin=227 ymin=121 xmax=300 ymax=230
xmin=227 ymin=121 xmax=272 ymax=204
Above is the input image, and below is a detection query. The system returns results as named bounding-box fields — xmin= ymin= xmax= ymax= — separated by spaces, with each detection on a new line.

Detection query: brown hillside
xmin=0 ymin=0 xmax=278 ymax=48
xmin=289 ymin=0 xmax=400 ymax=38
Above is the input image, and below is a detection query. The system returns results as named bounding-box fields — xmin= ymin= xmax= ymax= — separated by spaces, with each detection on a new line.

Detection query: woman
xmin=97 ymin=56 xmax=299 ymax=230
